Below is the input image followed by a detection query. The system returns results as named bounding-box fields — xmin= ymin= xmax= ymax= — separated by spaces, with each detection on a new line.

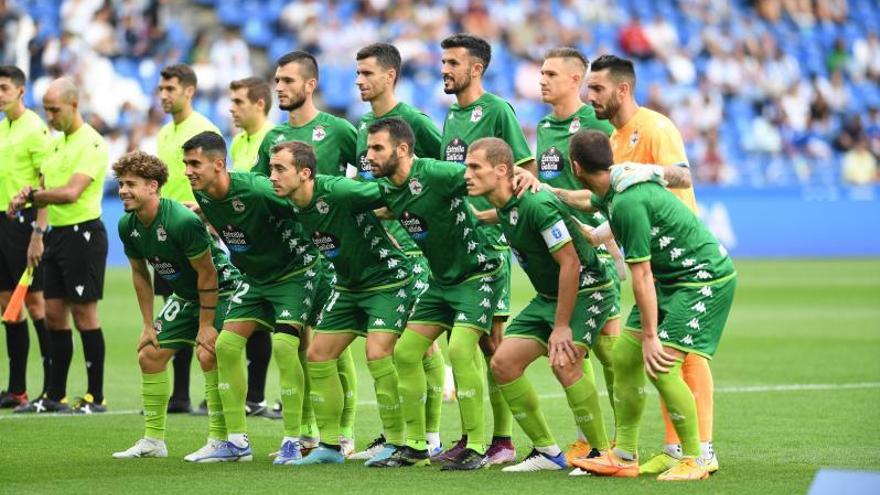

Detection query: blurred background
xmin=2 ymin=0 xmax=878 ymax=258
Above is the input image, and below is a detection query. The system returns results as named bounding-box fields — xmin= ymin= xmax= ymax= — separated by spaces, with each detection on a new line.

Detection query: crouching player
xmin=568 ymin=129 xmax=736 ymax=481
xmin=464 ymin=137 xmax=617 ymax=472
xmin=112 ymin=151 xmax=238 ymax=460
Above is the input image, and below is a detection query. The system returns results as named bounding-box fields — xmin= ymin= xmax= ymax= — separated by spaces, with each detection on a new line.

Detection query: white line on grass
xmin=2 ymin=381 xmax=879 ymax=421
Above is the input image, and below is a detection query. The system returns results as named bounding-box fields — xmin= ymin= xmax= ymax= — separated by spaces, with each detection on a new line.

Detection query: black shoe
xmin=246 ymin=400 xmax=282 ymax=419
xmin=0 ymin=390 xmax=28 ymax=409
xmin=167 ymin=397 xmax=192 ymax=413
xmin=72 ymin=394 xmax=107 ymax=414
xmin=13 ymin=396 xmax=71 ymax=414
xmin=190 ymin=400 xmax=208 ymax=416
xmin=370 ymin=445 xmax=430 ymax=467
xmin=440 ymin=448 xmax=489 ymax=471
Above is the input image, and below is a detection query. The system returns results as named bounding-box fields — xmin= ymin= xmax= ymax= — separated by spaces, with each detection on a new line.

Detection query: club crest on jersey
xmin=569 ymin=118 xmax=581 ymax=133
xmin=313 ymin=125 xmax=327 ymax=141
xmin=509 ymin=207 xmax=519 ymax=225
xmin=470 ymin=106 xmax=483 ymax=122
xmin=316 ymin=198 xmax=330 ymax=215
xmin=232 ymin=198 xmax=246 ymax=213
xmin=156 ymin=225 xmax=167 ymax=241
xmin=408 ymin=178 xmax=423 ymax=195
xmin=629 ymin=130 xmax=640 ymax=147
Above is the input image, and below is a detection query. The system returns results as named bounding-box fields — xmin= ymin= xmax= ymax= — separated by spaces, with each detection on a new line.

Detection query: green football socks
xmin=651 ymin=359 xmax=700 ymax=457
xmin=594 ymin=334 xmax=618 ymax=407
xmin=486 ymin=354 xmax=513 ymax=439
xmin=338 ymin=347 xmax=357 ymax=439
xmin=273 ymin=333 xmax=304 ymax=438
xmin=499 ymin=375 xmax=554 ymax=448
xmin=308 ymin=359 xmax=343 ymax=445
xmin=564 ymin=360 xmax=610 ymax=451
xmin=367 ymin=356 xmax=404 ymax=447
xmin=611 ymin=332 xmax=647 ymax=456
xmin=299 ymin=346 xmax=317 ymax=438
xmin=216 ymin=331 xmax=248 ymax=436
xmin=448 ymin=327 xmax=485 ymax=453
xmin=203 ymin=369 xmax=226 ymax=441
xmin=423 ymin=350 xmax=445 ymax=438
xmin=142 ymin=370 xmax=170 ymax=441
xmin=394 ymin=330 xmax=433 ymax=448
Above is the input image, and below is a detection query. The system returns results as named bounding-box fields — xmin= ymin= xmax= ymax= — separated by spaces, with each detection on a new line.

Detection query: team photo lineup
xmin=2 ymin=27 xmax=744 ymax=483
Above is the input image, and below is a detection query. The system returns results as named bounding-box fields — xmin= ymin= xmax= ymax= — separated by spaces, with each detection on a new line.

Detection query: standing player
xmin=568 ymin=129 xmax=735 ymax=481
xmin=0 ymin=65 xmax=51 ymax=409
xmin=269 ymin=141 xmax=414 ymax=467
xmin=156 ymin=64 xmax=221 ymax=414
xmin=253 ymin=51 xmax=357 ymax=177
xmin=436 ymin=33 xmax=534 ymax=463
xmin=351 ymin=42 xmax=445 ymax=459
xmin=584 ymin=54 xmax=718 ymax=473
xmin=228 ymin=75 xmax=280 ymax=420
xmin=8 ymin=78 xmax=108 ymax=414
xmin=464 ymin=137 xmax=615 ymax=473
xmin=366 ymin=119 xmax=508 ymax=470
xmin=184 ymin=132 xmax=320 ymax=464
xmin=111 ymin=151 xmax=237 ymax=460
xmin=531 ymin=47 xmax=621 ymax=463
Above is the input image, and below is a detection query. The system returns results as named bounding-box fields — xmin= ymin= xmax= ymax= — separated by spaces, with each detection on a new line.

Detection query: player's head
xmin=464 ymin=137 xmax=514 ymax=197
xmin=158 ymin=64 xmax=197 ymax=115
xmin=42 ymin=77 xmax=80 ymax=132
xmin=229 ymin=77 xmax=271 ymax=129
xmin=569 ymin=129 xmax=613 ymax=191
xmin=366 ymin=117 xmax=414 ymax=179
xmin=113 ymin=151 xmax=169 ymax=212
xmin=541 ymin=47 xmax=589 ymax=105
xmin=269 ymin=140 xmax=316 ymax=197
xmin=587 ymin=54 xmax=636 ymax=121
xmin=275 ymin=51 xmax=318 ymax=111
xmin=182 ymin=131 xmax=227 ymax=191
xmin=441 ymin=34 xmax=491 ymax=94
xmin=0 ymin=65 xmax=26 ymax=113
xmin=356 ymin=43 xmax=401 ymax=102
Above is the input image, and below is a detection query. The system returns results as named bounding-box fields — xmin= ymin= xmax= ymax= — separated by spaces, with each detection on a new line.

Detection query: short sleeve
xmin=424 ymin=160 xmax=467 ymax=197
xmin=412 ymin=114 xmax=443 ymax=160
xmin=27 ymin=122 xmax=52 ymax=173
xmin=332 ymin=178 xmax=385 ymax=212
xmin=335 ymin=118 xmax=358 ymax=168
xmin=173 ymin=209 xmax=213 ymax=259
xmin=531 ymin=196 xmax=571 ymax=253
xmin=253 ymin=174 xmax=297 ymax=219
xmin=118 ymin=216 xmax=142 ymax=259
xmin=496 ymin=103 xmax=532 ymax=165
xmin=74 ymin=137 xmax=108 ymax=179
xmin=252 ymin=131 xmax=273 ymax=176
xmin=651 ymin=120 xmax=689 ymax=167
xmin=610 ymin=195 xmax=653 ymax=263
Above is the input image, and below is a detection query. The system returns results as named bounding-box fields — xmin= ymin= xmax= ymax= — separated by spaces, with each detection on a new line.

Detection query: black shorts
xmin=0 ymin=209 xmax=44 ymax=292
xmin=42 ymin=218 xmax=108 ymax=302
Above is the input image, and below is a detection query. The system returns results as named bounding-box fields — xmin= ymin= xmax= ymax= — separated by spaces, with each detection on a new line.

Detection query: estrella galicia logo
xmin=400 ymin=211 xmax=429 ymax=241
xmin=539 ymin=146 xmax=564 ymax=180
xmin=357 ymin=151 xmax=373 ymax=180
xmin=444 ymin=137 xmax=468 ymax=163
xmin=150 ymin=256 xmax=181 ymax=281
xmin=312 ymin=231 xmax=341 ymax=258
xmin=220 ymin=224 xmax=251 ymax=252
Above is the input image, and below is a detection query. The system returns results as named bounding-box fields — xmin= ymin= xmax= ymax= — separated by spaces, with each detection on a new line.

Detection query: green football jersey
xmin=440 ymin=92 xmax=532 ymax=248
xmin=497 ymin=189 xmax=611 ymax=296
xmin=157 ymin=112 xmax=220 ymax=203
xmin=591 ymin=183 xmax=735 ymax=286
xmin=253 ymin=112 xmax=357 ymax=177
xmin=536 ymin=104 xmax=613 ymax=228
xmin=377 ymin=158 xmax=502 ymax=286
xmin=291 ymin=175 xmax=411 ymax=291
xmin=0 ymin=109 xmax=51 ymax=210
xmin=194 ymin=172 xmax=318 ymax=285
xmin=355 ymin=102 xmax=441 ymax=254
xmin=119 ymin=198 xmax=241 ymax=301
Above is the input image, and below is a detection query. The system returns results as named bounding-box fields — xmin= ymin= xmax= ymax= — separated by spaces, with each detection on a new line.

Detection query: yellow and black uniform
xmin=0 ymin=109 xmax=51 ymax=292
xmin=40 ymin=123 xmax=109 ymax=302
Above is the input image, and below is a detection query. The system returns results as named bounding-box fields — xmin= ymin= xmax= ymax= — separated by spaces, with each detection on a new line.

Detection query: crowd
xmin=1 ymin=0 xmax=878 ymax=186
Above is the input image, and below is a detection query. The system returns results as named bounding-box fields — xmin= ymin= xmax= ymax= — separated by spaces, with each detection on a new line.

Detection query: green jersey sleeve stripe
xmin=625 ymin=255 xmax=652 ymax=263
xmin=186 ymin=246 xmax=211 ymax=261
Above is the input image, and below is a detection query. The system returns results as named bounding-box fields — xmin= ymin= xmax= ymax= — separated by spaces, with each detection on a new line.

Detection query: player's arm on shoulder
xmin=653 ymin=122 xmax=692 ymax=188
xmin=189 ymin=249 xmax=220 ymax=354
xmin=550 ymin=186 xmax=595 ymax=212
xmin=661 ymin=164 xmax=692 ymax=189
xmin=469 ymin=202 xmax=499 ymax=224
xmin=342 ymin=178 xmax=385 ymax=212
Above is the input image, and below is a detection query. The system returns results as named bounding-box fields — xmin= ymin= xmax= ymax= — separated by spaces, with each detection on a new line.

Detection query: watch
xmin=31 ymin=222 xmax=49 ymax=236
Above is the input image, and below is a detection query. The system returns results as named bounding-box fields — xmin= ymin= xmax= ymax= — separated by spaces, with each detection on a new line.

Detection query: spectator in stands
xmin=834 ymin=114 xmax=864 ymax=152
xmin=619 ymin=16 xmax=653 ymax=60
xmin=865 ymin=106 xmax=880 ymax=157
xmin=645 ymin=14 xmax=679 ymax=59
xmin=852 ymin=31 xmax=880 ymax=83
xmin=695 ymin=129 xmax=731 ymax=184
xmin=209 ymin=26 xmax=251 ymax=96
xmin=842 ymin=135 xmax=878 ymax=185
xmin=826 ymin=37 xmax=849 ymax=75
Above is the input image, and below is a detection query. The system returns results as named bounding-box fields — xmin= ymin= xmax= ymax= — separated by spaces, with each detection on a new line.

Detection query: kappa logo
xmin=130 ymin=230 xmax=140 ymax=238
xmin=316 ymin=198 xmax=330 ymax=215
xmin=691 ymin=302 xmax=707 ymax=314
xmin=670 ymin=248 xmax=684 ymax=260
xmin=509 ymin=207 xmax=519 ymax=225
xmin=312 ymin=125 xmax=327 ymax=141
xmin=470 ymin=105 xmax=483 ymax=122
xmin=699 ymin=286 xmax=714 ymax=297
xmin=569 ymin=118 xmax=581 ymax=134
xmin=156 ymin=225 xmax=167 ymax=242
xmin=274 ymin=133 xmax=286 ymax=143
xmin=280 ymin=310 xmax=292 ymax=318
xmin=680 ymin=334 xmax=694 ymax=345
xmin=408 ymin=178 xmax=423 ymax=195
xmin=687 ymin=318 xmax=701 ymax=330
xmin=373 ymin=318 xmax=385 ymax=326
xmin=232 ymin=198 xmax=246 ymax=213
xmin=659 ymin=330 xmax=669 ymax=339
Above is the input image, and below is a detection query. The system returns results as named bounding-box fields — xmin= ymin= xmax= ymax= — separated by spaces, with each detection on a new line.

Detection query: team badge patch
xmin=408 ymin=178 xmax=423 ymax=195
xmin=156 ymin=225 xmax=167 ymax=242
xmin=569 ymin=118 xmax=581 ymax=133
xmin=232 ymin=198 xmax=246 ymax=213
xmin=629 ymin=130 xmax=640 ymax=146
xmin=509 ymin=207 xmax=519 ymax=225
xmin=316 ymin=198 xmax=330 ymax=215
xmin=470 ymin=105 xmax=483 ymax=122
xmin=313 ymin=125 xmax=327 ymax=141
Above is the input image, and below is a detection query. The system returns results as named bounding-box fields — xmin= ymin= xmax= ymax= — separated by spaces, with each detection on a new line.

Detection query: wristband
xmin=199 ymin=305 xmax=217 ymax=310
xmin=198 ymin=287 xmax=219 ymax=292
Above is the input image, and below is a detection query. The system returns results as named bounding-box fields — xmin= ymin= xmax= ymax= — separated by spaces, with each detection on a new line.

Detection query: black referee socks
xmin=4 ymin=320 xmax=29 ymax=394
xmin=79 ymin=329 xmax=105 ymax=404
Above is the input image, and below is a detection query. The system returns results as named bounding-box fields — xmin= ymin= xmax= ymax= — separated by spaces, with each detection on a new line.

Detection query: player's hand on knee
xmin=137 ymin=323 xmax=159 ymax=352
xmin=197 ymin=325 xmax=218 ymax=355
xmin=548 ymin=325 xmax=577 ymax=368
xmin=642 ymin=335 xmax=675 ymax=379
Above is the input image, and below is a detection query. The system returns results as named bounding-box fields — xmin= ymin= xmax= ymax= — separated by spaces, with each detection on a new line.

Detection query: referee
xmin=7 ymin=78 xmax=109 ymax=414
xmin=0 ymin=65 xmax=52 ymax=409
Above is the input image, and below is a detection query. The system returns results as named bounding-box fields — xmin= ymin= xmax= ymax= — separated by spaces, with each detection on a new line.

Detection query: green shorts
xmin=153 ymin=294 xmax=230 ymax=350
xmin=601 ymin=255 xmax=623 ymax=321
xmin=224 ymin=265 xmax=321 ymax=331
xmin=409 ymin=267 xmax=506 ymax=334
xmin=308 ymin=263 xmax=335 ymax=328
xmin=624 ymin=274 xmax=736 ymax=359
xmin=410 ymin=254 xmax=431 ymax=297
xmin=494 ymin=249 xmax=512 ymax=318
xmin=314 ymin=278 xmax=416 ymax=337
xmin=505 ymin=282 xmax=617 ymax=350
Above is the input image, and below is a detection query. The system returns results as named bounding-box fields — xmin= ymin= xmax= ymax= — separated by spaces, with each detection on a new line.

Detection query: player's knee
xmin=138 ymin=346 xmax=164 ymax=373
xmin=551 ymin=360 xmax=583 ymax=388
xmin=365 ymin=345 xmax=392 ymax=362
xmin=489 ymin=352 xmax=520 ymax=384
xmin=71 ymin=306 xmax=99 ymax=330
xmin=196 ymin=347 xmax=216 ymax=370
xmin=24 ymin=293 xmax=44 ymax=317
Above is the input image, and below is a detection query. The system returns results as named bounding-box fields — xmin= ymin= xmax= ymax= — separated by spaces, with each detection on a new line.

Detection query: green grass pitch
xmin=1 ymin=259 xmax=879 ymax=494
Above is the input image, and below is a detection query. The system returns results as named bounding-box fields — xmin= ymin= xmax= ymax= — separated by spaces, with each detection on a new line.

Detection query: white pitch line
xmin=2 ymin=381 xmax=879 ymax=421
